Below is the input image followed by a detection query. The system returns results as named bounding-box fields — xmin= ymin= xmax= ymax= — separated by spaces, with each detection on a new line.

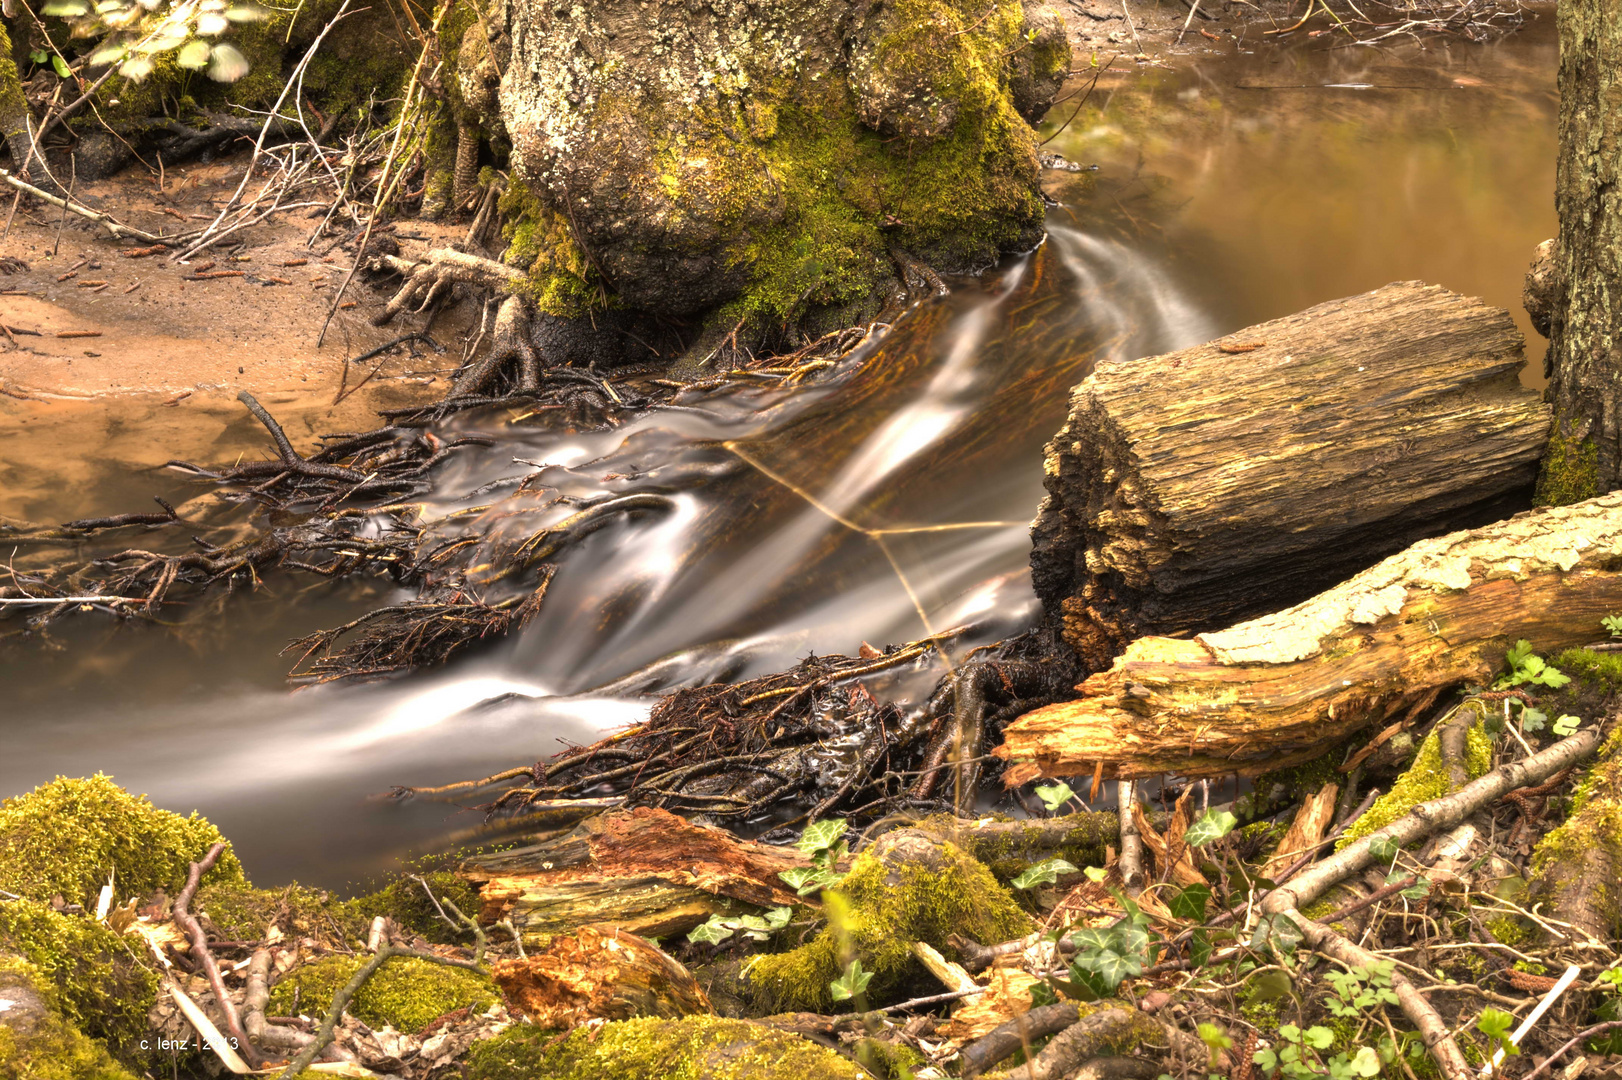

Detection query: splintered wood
xmin=999 ymin=493 xmax=1622 ymax=780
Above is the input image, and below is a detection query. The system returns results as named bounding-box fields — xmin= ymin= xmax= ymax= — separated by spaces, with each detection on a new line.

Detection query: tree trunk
xmin=999 ymin=493 xmax=1622 ymax=781
xmin=1529 ymin=713 xmax=1622 ymax=943
xmin=460 ymin=807 xmax=811 ymax=942
xmin=1029 ymin=281 xmax=1549 ymax=670
xmin=1538 ymin=0 xmax=1622 ymax=501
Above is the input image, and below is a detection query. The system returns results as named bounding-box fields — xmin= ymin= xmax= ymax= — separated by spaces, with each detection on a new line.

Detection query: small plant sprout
xmin=1034 ymin=781 xmax=1078 ymax=814
xmin=1603 ymin=614 xmax=1622 ymax=638
xmin=829 ymin=958 xmax=873 ymax=1003
xmin=1495 ymin=640 xmax=1570 ymax=690
xmin=779 ymin=818 xmax=849 ymax=897
xmin=1476 ymin=1008 xmax=1518 ymax=1058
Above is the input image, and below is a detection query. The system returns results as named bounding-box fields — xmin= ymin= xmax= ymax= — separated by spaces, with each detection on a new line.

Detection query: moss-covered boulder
xmin=346 ymin=869 xmax=481 ymax=946
xmin=269 ymin=953 xmax=499 ymax=1033
xmin=0 ymin=901 xmax=158 ymax=1064
xmin=0 ymin=955 xmax=139 ymax=1080
xmin=0 ymin=774 xmax=244 ymax=908
xmin=745 ymin=829 xmax=1030 ymax=1011
xmin=493 ymin=0 xmax=1069 ymax=333
xmin=466 ymin=1017 xmax=874 ymax=1080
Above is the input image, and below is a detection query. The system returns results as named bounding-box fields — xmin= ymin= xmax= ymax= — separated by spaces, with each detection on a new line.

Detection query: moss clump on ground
xmin=1536 ymin=415 xmax=1601 ymax=507
xmin=497 ymin=182 xmax=601 ymax=318
xmin=1338 ymin=723 xmax=1492 ymax=847
xmin=194 ymin=882 xmax=367 ymax=946
xmin=0 ymin=774 xmax=244 ymax=909
xmin=916 ymin=813 xmax=1114 ymax=883
xmin=0 ymin=901 xmax=157 ymax=1063
xmin=1528 ymin=726 xmax=1622 ymax=935
xmin=346 ymin=870 xmax=480 ymax=946
xmin=0 ymin=956 xmax=139 ymax=1080
xmin=0 ymin=21 xmax=28 ymax=158
xmin=466 ymin=1017 xmax=872 ymax=1080
xmin=746 ymin=839 xmax=1030 ymax=1012
xmin=269 ymin=954 xmax=498 ymax=1033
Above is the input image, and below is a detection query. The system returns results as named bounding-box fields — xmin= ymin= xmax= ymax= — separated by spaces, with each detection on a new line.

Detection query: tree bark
xmin=460 ymin=807 xmax=812 ymax=942
xmin=491 ymin=924 xmax=711 ymax=1027
xmin=1030 ymin=280 xmax=1549 ymax=670
xmin=1539 ymin=0 xmax=1622 ymax=499
xmin=999 ymin=494 xmax=1622 ymax=781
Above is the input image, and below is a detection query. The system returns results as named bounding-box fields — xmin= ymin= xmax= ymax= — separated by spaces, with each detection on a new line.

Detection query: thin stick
xmin=0 ymin=168 xmax=190 ymax=245
xmin=1520 ymin=1021 xmax=1622 ymax=1080
xmin=1484 ymin=964 xmax=1581 ymax=1074
xmin=1118 ymin=779 xmax=1143 ymax=896
xmin=174 ymin=842 xmax=263 ymax=1069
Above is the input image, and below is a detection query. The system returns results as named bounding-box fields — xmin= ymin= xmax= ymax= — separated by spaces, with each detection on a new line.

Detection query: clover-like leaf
xmin=1554 ymin=714 xmax=1583 ymax=737
xmin=1350 ymin=1046 xmax=1382 ymax=1077
xmin=1520 ymin=706 xmax=1547 ymax=733
xmin=1035 ymin=781 xmax=1076 ymax=813
xmin=1302 ymin=1026 xmax=1334 ymax=1050
xmin=176 ymin=38 xmax=211 ymax=68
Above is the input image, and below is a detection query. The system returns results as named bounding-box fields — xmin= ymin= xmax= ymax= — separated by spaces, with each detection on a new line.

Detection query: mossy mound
xmin=0 ymin=901 xmax=158 ymax=1063
xmin=194 ymin=881 xmax=367 ymax=946
xmin=0 ymin=774 xmax=245 ymax=908
xmin=746 ymin=832 xmax=1030 ymax=1011
xmin=346 ymin=870 xmax=480 ymax=946
xmin=1338 ymin=723 xmax=1492 ymax=847
xmin=465 ymin=1017 xmax=873 ymax=1080
xmin=914 ymin=813 xmax=1115 ymax=884
xmin=269 ymin=954 xmax=499 ymax=1033
xmin=0 ymin=956 xmax=138 ymax=1080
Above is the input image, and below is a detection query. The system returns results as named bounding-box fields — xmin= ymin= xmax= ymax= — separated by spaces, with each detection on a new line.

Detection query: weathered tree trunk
xmin=460 ymin=807 xmax=811 ymax=942
xmin=1537 ymin=0 xmax=1622 ymax=502
xmin=999 ymin=493 xmax=1622 ymax=781
xmin=491 ymin=925 xmax=711 ymax=1027
xmin=1029 ymin=281 xmax=1550 ymax=670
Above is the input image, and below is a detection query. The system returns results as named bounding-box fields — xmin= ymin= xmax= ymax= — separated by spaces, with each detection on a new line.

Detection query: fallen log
xmin=1029 ymin=280 xmax=1551 ymax=668
xmin=998 ymin=493 xmax=1622 ymax=780
xmin=460 ymin=807 xmax=812 ymax=942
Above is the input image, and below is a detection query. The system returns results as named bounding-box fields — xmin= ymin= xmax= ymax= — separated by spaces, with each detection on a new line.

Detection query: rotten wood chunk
xmin=999 ymin=492 xmax=1622 ymax=780
xmin=491 ymin=925 xmax=709 ymax=1027
xmin=1029 ymin=280 xmax=1550 ymax=669
xmin=461 ymin=807 xmax=812 ymax=941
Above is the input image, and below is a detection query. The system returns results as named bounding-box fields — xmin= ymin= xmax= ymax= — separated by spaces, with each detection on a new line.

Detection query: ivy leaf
xmin=1401 ymin=876 xmax=1432 ymax=901
xmin=686 ymin=916 xmax=734 ymax=945
xmin=829 ymin=959 xmax=873 ymax=1003
xmin=1368 ymin=835 xmax=1400 ymax=862
xmin=796 ymin=819 xmax=848 ymax=857
xmin=1012 ymin=857 xmax=1078 ymax=891
xmin=1084 ymin=866 xmax=1108 ymax=883
xmin=1069 ymin=927 xmax=1116 ymax=953
xmin=1169 ymin=883 xmax=1211 ymax=922
xmin=1076 ymin=948 xmax=1141 ymax=990
xmin=1035 ymin=781 xmax=1077 ymax=813
xmin=1184 ymin=809 xmax=1238 ymax=848
xmin=762 ymin=906 xmax=792 ymax=930
xmin=778 ymin=866 xmax=837 ymax=897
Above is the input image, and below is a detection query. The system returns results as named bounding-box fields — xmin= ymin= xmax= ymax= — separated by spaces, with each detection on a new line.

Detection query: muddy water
xmin=0 ymin=19 xmax=1558 ymax=889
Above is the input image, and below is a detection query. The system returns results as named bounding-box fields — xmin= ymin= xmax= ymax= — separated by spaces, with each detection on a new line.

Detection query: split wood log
xmin=999 ymin=493 xmax=1622 ymax=781
xmin=460 ymin=807 xmax=812 ymax=942
xmin=1029 ymin=280 xmax=1550 ymax=669
xmin=490 ymin=924 xmax=710 ymax=1027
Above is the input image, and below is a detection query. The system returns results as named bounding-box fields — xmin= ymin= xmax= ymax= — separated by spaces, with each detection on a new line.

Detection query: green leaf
xmin=1244 ymin=969 xmax=1293 ymax=1006
xmin=1169 ymin=883 xmax=1211 ymax=923
xmin=1477 ymin=1008 xmax=1517 ymax=1054
xmin=1184 ymin=809 xmax=1238 ymax=848
xmin=1189 ymin=928 xmax=1212 ymax=968
xmin=206 ymin=42 xmax=250 ymax=82
xmin=29 ymin=49 xmax=48 ymax=65
xmin=1603 ymin=614 xmax=1622 ymax=638
xmin=117 ymin=56 xmax=153 ymax=80
xmin=686 ymin=915 xmax=734 ymax=945
xmin=1035 ymin=781 xmax=1076 ymax=813
xmin=224 ymin=2 xmax=267 ymax=19
xmin=1368 ymin=835 xmax=1400 ymax=862
xmin=50 ymin=54 xmax=72 ymax=78
xmin=176 ymin=39 xmax=211 ymax=69
xmin=796 ymin=819 xmax=848 ymax=857
xmin=1520 ymin=706 xmax=1547 ymax=732
xmin=762 ymin=906 xmax=792 ymax=929
xmin=1554 ymin=714 xmax=1583 ymax=737
xmin=1401 ymin=876 xmax=1432 ymax=901
xmin=1012 ymin=857 xmax=1079 ymax=891
xmin=1075 ymin=948 xmax=1142 ymax=990
xmin=1069 ymin=927 xmax=1115 ymax=953
xmin=41 ymin=0 xmax=90 ymax=14
xmin=1278 ymin=1024 xmax=1301 ymax=1043
xmin=829 ymin=959 xmax=872 ymax=1003
xmin=1302 ymin=1026 xmax=1334 ymax=1050
xmin=778 ymin=866 xmax=838 ymax=897
xmin=1254 ymin=1048 xmax=1279 ymax=1074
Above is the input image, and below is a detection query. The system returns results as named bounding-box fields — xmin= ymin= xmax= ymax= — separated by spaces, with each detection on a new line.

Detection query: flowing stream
xmin=0 ymin=19 xmax=1558 ymax=888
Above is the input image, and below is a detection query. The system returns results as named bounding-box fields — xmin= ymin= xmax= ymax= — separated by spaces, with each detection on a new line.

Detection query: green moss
xmin=194 ymin=882 xmax=366 ymax=946
xmin=745 ymin=842 xmax=1030 ymax=1012
xmin=1536 ymin=414 xmax=1600 ymax=507
xmin=1254 ymin=756 xmax=1341 ymax=805
xmin=466 ymin=1017 xmax=873 ymax=1080
xmin=0 ymin=901 xmax=157 ymax=1063
xmin=919 ymin=814 xmax=1114 ymax=883
xmin=346 ymin=870 xmax=479 ymax=946
xmin=0 ymin=774 xmax=245 ymax=908
xmin=854 ymin=1038 xmax=925 ymax=1079
xmin=0 ymin=22 xmax=27 ymax=148
xmin=1338 ymin=723 xmax=1492 ymax=847
xmin=0 ymin=957 xmax=139 ymax=1080
xmin=268 ymin=954 xmax=498 ymax=1033
xmin=1528 ymin=726 xmax=1622 ymax=933
xmin=499 ymin=182 xmax=601 ymax=317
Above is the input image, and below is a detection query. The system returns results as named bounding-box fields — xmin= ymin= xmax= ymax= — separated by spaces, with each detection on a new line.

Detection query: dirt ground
xmin=0 ymin=158 xmax=480 ymax=521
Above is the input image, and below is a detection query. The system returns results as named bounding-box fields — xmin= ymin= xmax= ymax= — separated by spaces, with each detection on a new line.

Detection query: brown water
xmin=0 ymin=18 xmax=1559 ymax=889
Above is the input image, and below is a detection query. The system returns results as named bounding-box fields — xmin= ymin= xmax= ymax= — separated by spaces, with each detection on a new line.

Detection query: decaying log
xmin=491 ymin=925 xmax=710 ymax=1027
xmin=1029 ymin=281 xmax=1550 ymax=668
xmin=460 ymin=807 xmax=811 ymax=942
xmin=999 ymin=493 xmax=1622 ymax=780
